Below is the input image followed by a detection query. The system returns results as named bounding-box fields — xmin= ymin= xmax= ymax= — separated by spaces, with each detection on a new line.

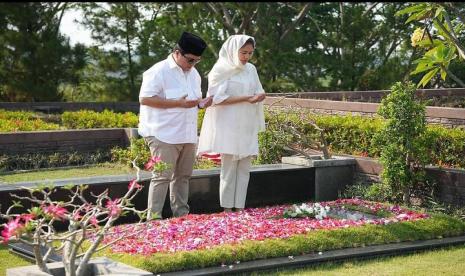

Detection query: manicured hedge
xmin=61 ymin=110 xmax=138 ymax=129
xmin=1 ymin=109 xmax=464 ymax=169
xmin=259 ymin=110 xmax=465 ymax=169
xmin=0 ymin=110 xmax=60 ymax=132
xmin=0 ymin=150 xmax=112 ymax=172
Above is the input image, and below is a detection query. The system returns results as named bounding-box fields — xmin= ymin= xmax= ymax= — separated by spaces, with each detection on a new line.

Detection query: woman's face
xmin=238 ymin=43 xmax=254 ymax=65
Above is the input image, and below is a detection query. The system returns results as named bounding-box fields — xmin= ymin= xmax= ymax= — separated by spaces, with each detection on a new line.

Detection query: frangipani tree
xmin=0 ymin=156 xmax=166 ymax=276
xmin=261 ymin=96 xmax=331 ymax=163
xmin=396 ymin=2 xmax=465 ymax=87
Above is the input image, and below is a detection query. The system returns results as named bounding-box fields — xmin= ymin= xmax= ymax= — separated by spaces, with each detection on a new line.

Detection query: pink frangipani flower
xmin=43 ymin=204 xmax=68 ymax=220
xmin=106 ymin=198 xmax=122 ymax=218
xmin=99 ymin=199 xmax=429 ymax=255
xmin=89 ymin=216 xmax=99 ymax=227
xmin=144 ymin=156 xmax=162 ymax=171
xmin=1 ymin=217 xmax=25 ymax=243
xmin=128 ymin=180 xmax=142 ymax=190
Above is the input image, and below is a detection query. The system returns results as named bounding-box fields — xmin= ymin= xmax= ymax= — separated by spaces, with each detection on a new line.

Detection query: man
xmin=138 ymin=31 xmax=213 ymax=219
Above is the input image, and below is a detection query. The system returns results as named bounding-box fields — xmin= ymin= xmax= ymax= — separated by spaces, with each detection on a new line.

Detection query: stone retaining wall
xmin=272 ymin=88 xmax=465 ymax=102
xmin=0 ymin=128 xmax=135 ymax=154
xmin=353 ymin=156 xmax=465 ymax=206
xmin=0 ymin=164 xmax=315 ymax=225
xmin=0 ymin=102 xmax=139 ymax=113
xmin=265 ymin=97 xmax=465 ymax=128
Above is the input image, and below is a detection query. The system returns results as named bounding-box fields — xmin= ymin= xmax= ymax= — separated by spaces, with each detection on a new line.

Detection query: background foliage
xmin=1 ymin=2 xmax=464 ymax=102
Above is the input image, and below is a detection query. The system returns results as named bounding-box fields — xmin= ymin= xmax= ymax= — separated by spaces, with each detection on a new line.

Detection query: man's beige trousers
xmin=144 ymin=136 xmax=196 ymax=218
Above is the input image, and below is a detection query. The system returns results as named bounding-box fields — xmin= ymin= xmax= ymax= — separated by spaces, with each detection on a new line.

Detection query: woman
xmin=198 ymin=34 xmax=266 ymax=213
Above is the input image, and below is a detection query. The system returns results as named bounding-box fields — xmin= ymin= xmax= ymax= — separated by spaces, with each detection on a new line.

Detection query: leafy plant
xmin=373 ymin=81 xmax=429 ymax=205
xmin=111 ymin=138 xmax=151 ymax=169
xmin=61 ymin=110 xmax=138 ymax=129
xmin=396 ymin=2 xmax=465 ymax=87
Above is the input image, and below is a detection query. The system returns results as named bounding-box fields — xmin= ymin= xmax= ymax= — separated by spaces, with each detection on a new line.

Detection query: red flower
xmin=89 ymin=216 xmax=99 ymax=227
xmin=19 ymin=214 xmax=35 ymax=223
xmin=106 ymin=198 xmax=122 ymax=217
xmin=43 ymin=204 xmax=68 ymax=220
xmin=128 ymin=180 xmax=142 ymax=190
xmin=201 ymin=153 xmax=221 ymax=158
xmin=1 ymin=217 xmax=25 ymax=243
xmin=144 ymin=156 xmax=162 ymax=171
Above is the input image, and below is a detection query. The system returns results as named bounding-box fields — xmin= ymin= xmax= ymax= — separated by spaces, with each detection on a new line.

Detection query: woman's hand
xmin=248 ymin=93 xmax=266 ymax=103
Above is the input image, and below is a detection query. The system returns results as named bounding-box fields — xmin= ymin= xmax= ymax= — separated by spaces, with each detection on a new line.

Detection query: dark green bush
xmin=0 ymin=150 xmax=112 ymax=172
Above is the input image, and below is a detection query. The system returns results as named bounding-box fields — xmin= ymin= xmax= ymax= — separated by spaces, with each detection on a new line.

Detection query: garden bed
xmin=95 ymin=199 xmax=465 ymax=274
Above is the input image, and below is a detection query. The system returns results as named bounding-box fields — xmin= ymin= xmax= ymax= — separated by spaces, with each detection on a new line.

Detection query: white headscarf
xmin=208 ymin=34 xmax=255 ymax=88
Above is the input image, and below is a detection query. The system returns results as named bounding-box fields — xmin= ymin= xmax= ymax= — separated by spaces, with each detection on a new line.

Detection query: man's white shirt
xmin=138 ymin=54 xmax=201 ymax=144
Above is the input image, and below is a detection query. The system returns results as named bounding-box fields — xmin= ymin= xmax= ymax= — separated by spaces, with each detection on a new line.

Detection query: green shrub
xmin=61 ymin=110 xmax=138 ymax=129
xmin=0 ymin=150 xmax=112 ymax=172
xmin=259 ymin=107 xmax=465 ymax=170
xmin=342 ymin=182 xmax=393 ymax=203
xmin=0 ymin=109 xmax=37 ymax=120
xmin=0 ymin=109 xmax=61 ymax=132
xmin=197 ymin=108 xmax=205 ymax=135
xmin=425 ymin=125 xmax=465 ymax=168
xmin=314 ymin=114 xmax=384 ymax=157
xmin=0 ymin=118 xmax=60 ymax=132
xmin=374 ymin=81 xmax=429 ymax=205
xmin=111 ymin=138 xmax=151 ymax=169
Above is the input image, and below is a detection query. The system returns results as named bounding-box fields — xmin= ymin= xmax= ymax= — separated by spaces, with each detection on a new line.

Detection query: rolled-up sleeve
xmin=139 ymin=70 xmax=163 ymax=98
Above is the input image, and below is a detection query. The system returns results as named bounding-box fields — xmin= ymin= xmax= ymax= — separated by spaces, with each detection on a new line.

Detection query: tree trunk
xmin=124 ymin=4 xmax=136 ymax=98
xmin=403 ymin=186 xmax=411 ymax=206
xmin=33 ymin=243 xmax=51 ymax=274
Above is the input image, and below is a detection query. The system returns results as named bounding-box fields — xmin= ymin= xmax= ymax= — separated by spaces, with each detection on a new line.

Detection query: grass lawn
xmin=2 ymin=242 xmax=465 ymax=276
xmin=0 ymin=163 xmax=135 ymax=184
xmin=0 ymin=244 xmax=31 ymax=276
xmin=256 ymin=244 xmax=465 ymax=275
xmin=0 ymin=159 xmax=218 ymax=184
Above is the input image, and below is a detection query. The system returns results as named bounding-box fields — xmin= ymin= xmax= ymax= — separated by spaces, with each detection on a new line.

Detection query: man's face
xmin=174 ymin=50 xmax=201 ymax=71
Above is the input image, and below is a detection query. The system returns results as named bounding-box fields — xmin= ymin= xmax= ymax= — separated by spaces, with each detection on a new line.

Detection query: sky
xmin=59 ymin=8 xmax=94 ymax=47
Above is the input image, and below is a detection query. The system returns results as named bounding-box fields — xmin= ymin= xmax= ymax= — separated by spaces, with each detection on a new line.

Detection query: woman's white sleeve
xmin=252 ymin=66 xmax=266 ymax=131
xmin=253 ymin=67 xmax=265 ymax=95
xmin=208 ymin=81 xmax=229 ymax=105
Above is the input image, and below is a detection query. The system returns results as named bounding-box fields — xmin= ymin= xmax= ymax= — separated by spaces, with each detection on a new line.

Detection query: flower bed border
xmin=105 ymin=213 xmax=465 ymax=274
xmin=160 ymin=235 xmax=465 ymax=275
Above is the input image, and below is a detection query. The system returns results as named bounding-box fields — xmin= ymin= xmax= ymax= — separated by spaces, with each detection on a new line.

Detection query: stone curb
xmin=161 ymin=235 xmax=465 ymax=275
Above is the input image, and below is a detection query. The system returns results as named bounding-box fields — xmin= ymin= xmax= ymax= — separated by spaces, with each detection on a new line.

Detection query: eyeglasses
xmin=181 ymin=53 xmax=201 ymax=65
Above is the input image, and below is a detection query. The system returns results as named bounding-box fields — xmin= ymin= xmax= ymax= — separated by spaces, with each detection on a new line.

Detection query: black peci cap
xmin=178 ymin=31 xmax=207 ymax=56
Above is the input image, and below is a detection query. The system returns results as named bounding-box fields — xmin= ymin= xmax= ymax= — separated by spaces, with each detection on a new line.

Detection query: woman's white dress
xmin=198 ymin=63 xmax=265 ymax=160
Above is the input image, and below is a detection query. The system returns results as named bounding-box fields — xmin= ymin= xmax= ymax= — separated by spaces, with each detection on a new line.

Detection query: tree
xmin=78 ymin=3 xmax=146 ymax=100
xmin=1 ymin=157 xmax=167 ymax=276
xmin=0 ymin=2 xmax=84 ymax=102
xmin=396 ymin=2 xmax=465 ymax=88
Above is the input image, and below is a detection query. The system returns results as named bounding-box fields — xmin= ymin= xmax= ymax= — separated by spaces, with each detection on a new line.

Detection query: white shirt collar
xmin=167 ymin=54 xmax=182 ymax=70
